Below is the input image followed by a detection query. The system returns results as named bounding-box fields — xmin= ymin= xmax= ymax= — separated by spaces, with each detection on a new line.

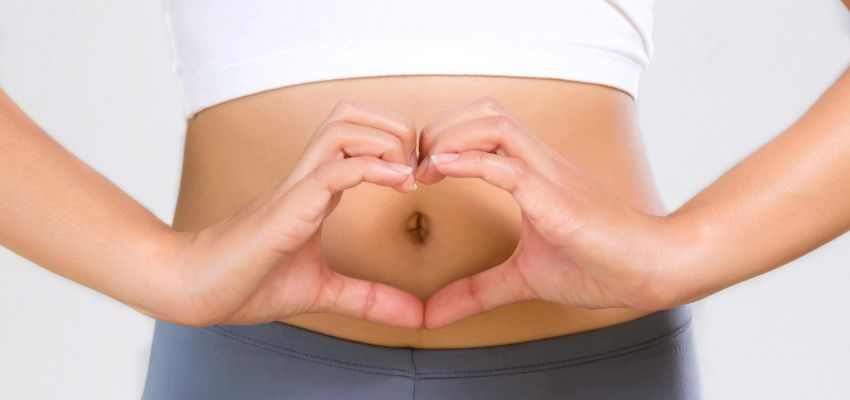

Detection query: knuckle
xmin=478 ymin=95 xmax=506 ymax=115
xmin=471 ymin=151 xmax=488 ymax=166
xmin=320 ymin=120 xmax=348 ymax=139
xmin=348 ymin=155 xmax=379 ymax=177
xmin=362 ymin=281 xmax=378 ymax=321
xmin=304 ymin=268 xmax=332 ymax=313
xmin=491 ymin=115 xmax=517 ymax=134
xmin=310 ymin=160 xmax=335 ymax=184
xmin=323 ymin=273 xmax=347 ymax=311
xmin=496 ymin=156 xmax=529 ymax=194
xmin=380 ymin=134 xmax=404 ymax=154
xmin=332 ymin=99 xmax=358 ymax=114
xmin=362 ymin=157 xmax=381 ymax=173
xmin=466 ymin=275 xmax=487 ymax=312
xmin=395 ymin=114 xmax=416 ymax=136
xmin=356 ymin=154 xmax=377 ymax=168
xmin=507 ymin=156 xmax=529 ymax=180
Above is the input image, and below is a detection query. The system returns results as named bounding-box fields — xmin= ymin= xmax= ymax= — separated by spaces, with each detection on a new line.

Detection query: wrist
xmin=134 ymin=227 xmax=195 ymax=322
xmin=651 ymin=209 xmax=714 ymax=308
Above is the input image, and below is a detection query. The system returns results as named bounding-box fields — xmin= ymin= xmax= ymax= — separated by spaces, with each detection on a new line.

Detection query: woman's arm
xmin=412 ymin=3 xmax=850 ymax=326
xmin=0 ymin=89 xmax=175 ymax=318
xmin=666 ymin=64 xmax=850 ymax=305
xmin=414 ymin=64 xmax=850 ymax=326
xmin=0 ymin=91 xmax=424 ymax=327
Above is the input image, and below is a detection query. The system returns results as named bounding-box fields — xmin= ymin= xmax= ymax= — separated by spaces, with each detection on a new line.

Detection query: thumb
xmin=424 ymin=257 xmax=539 ymax=329
xmin=310 ymin=266 xmax=424 ymax=329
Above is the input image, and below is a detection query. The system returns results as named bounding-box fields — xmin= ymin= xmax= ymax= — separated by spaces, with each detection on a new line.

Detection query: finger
xmin=285 ymin=99 xmax=418 ymax=192
xmin=424 ymin=258 xmax=538 ymax=329
xmin=414 ymin=115 xmax=551 ymax=185
xmin=418 ymin=96 xmax=508 ymax=147
xmin=311 ymin=266 xmax=424 ymax=329
xmin=264 ymin=156 xmax=414 ymax=255
xmin=416 ymin=96 xmax=559 ymax=184
xmin=427 ymin=150 xmax=588 ymax=244
xmin=417 ymin=96 xmax=508 ymax=171
xmin=324 ymin=99 xmax=418 ymax=163
xmin=295 ymin=121 xmax=416 ymax=192
xmin=419 ymin=95 xmax=544 ymax=160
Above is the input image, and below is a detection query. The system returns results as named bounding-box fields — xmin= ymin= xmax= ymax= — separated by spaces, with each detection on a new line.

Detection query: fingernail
xmin=386 ymin=162 xmax=413 ymax=175
xmin=430 ymin=153 xmax=459 ymax=165
xmin=409 ymin=180 xmax=418 ymax=191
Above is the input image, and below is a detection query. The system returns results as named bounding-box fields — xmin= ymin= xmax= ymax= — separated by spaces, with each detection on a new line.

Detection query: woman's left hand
xmin=414 ymin=96 xmax=697 ymax=329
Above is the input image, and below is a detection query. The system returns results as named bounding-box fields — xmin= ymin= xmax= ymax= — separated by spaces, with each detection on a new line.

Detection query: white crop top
xmin=162 ymin=0 xmax=655 ymax=119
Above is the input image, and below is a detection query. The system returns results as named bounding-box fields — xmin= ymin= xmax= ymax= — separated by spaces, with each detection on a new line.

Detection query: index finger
xmin=284 ymin=99 xmax=418 ymax=192
xmin=419 ymin=96 xmax=512 ymax=139
xmin=416 ymin=96 xmax=557 ymax=184
xmin=319 ymin=99 xmax=418 ymax=165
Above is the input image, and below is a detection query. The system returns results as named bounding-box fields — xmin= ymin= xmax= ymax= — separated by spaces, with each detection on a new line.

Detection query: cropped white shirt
xmin=162 ymin=0 xmax=655 ymax=119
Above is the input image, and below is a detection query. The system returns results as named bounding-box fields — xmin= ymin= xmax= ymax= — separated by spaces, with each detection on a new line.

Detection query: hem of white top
xmin=179 ymin=41 xmax=646 ymax=119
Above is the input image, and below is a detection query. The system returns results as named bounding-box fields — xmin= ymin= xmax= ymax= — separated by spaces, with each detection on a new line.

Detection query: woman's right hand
xmin=154 ymin=100 xmax=423 ymax=328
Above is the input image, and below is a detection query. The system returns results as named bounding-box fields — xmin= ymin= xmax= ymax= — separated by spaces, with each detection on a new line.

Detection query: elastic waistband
xmin=205 ymin=305 xmax=693 ymax=379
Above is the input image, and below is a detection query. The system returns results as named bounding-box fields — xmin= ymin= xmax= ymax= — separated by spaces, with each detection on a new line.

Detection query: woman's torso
xmin=171 ymin=75 xmax=666 ymax=349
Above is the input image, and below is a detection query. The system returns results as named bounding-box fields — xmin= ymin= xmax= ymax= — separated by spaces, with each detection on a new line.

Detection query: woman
xmin=1 ymin=1 xmax=848 ymax=399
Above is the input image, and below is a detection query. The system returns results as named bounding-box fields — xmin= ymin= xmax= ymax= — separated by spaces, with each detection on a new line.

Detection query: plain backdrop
xmin=1 ymin=0 xmax=849 ymax=399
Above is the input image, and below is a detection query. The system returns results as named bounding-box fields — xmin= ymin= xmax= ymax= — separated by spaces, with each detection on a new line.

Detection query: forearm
xmin=665 ymin=65 xmax=850 ymax=305
xmin=0 ymin=90 xmax=178 ymax=319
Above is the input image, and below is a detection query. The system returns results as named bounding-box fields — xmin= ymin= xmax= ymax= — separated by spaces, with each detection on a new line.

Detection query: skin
xmin=0 ymin=75 xmax=661 ymax=349
xmin=413 ymin=96 xmax=680 ymax=328
xmin=156 ymin=101 xmax=428 ymax=327
xmin=173 ymin=76 xmax=657 ymax=348
xmin=4 ymin=60 xmax=850 ymax=333
xmin=1 ymin=1 xmax=847 ymax=348
xmin=0 ymin=90 xmax=423 ymax=328
xmin=420 ymin=66 xmax=850 ymax=327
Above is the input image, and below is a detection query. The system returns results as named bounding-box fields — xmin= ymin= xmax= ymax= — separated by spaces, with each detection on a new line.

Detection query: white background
xmin=1 ymin=0 xmax=849 ymax=398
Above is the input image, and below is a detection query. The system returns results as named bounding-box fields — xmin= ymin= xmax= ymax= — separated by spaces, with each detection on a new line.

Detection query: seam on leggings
xmin=205 ymin=315 xmax=690 ymax=379
xmin=205 ymin=326 xmax=414 ymax=378
xmin=416 ymin=316 xmax=693 ymax=379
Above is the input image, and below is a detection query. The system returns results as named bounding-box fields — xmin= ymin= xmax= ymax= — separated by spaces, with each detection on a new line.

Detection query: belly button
xmin=405 ymin=211 xmax=430 ymax=245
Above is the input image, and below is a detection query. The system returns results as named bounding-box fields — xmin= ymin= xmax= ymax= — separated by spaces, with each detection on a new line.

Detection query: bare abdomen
xmin=172 ymin=75 xmax=665 ymax=349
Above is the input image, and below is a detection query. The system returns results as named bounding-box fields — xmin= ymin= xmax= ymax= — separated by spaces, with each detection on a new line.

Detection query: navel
xmin=404 ymin=211 xmax=430 ymax=245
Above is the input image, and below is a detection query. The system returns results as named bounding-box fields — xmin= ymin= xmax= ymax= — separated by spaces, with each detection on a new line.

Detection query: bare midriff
xmin=171 ymin=75 xmax=666 ymax=349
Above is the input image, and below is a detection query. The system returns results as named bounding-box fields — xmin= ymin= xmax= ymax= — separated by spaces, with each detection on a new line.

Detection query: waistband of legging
xmin=205 ymin=305 xmax=693 ymax=378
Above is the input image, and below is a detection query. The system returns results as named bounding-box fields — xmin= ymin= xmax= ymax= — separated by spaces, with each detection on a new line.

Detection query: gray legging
xmin=142 ymin=305 xmax=701 ymax=399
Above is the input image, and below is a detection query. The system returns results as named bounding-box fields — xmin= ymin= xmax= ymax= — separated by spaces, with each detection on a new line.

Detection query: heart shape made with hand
xmin=166 ymin=93 xmax=680 ymax=332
